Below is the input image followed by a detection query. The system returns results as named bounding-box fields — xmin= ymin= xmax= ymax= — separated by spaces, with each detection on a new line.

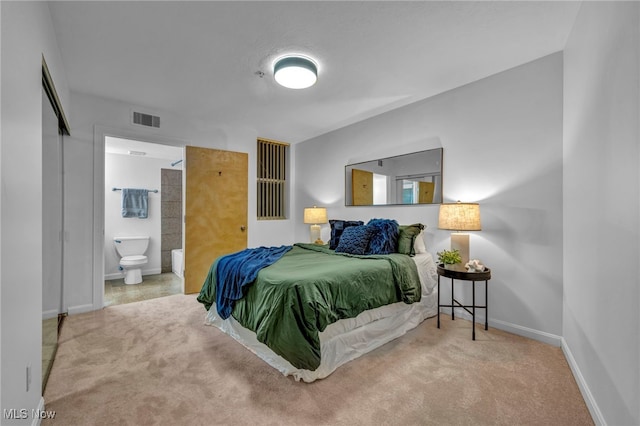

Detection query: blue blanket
xmin=215 ymin=245 xmax=292 ymax=319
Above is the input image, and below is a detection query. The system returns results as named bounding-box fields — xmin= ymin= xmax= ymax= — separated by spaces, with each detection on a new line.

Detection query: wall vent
xmin=132 ymin=111 xmax=160 ymax=128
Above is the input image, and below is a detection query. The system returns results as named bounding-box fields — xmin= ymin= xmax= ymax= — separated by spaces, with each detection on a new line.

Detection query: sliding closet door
xmin=184 ymin=146 xmax=248 ymax=294
xmin=42 ymin=88 xmax=64 ymax=390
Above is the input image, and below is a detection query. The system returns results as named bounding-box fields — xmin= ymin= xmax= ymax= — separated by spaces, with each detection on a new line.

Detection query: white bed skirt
xmin=204 ymin=253 xmax=439 ymax=382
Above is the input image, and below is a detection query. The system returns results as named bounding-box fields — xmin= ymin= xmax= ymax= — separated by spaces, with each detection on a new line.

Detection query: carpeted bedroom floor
xmin=43 ymin=294 xmax=593 ymax=426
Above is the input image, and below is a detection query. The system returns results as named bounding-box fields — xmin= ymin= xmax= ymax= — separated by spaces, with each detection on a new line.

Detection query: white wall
xmin=104 ymin=152 xmax=176 ymax=279
xmin=563 ymin=2 xmax=640 ymax=425
xmin=65 ymin=91 xmax=297 ymax=312
xmin=1 ymin=1 xmax=70 ymax=421
xmin=295 ymin=53 xmax=564 ymax=343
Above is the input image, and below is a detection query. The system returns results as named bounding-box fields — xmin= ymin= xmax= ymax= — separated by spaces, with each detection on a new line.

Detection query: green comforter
xmin=198 ymin=243 xmax=421 ymax=371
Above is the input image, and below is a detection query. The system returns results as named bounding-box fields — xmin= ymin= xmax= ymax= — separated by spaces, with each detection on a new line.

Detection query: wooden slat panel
xmin=257 ymin=138 xmax=288 ymax=220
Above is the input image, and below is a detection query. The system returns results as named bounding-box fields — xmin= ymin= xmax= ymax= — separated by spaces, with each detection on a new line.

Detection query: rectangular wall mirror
xmin=345 ymin=148 xmax=443 ymax=206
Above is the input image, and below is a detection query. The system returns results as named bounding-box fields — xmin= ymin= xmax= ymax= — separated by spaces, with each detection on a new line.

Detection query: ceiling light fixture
xmin=273 ymin=56 xmax=318 ymax=89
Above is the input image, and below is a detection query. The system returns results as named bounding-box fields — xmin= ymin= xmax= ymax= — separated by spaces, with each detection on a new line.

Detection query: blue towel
xmin=121 ymin=188 xmax=149 ymax=218
xmin=216 ymin=245 xmax=292 ymax=319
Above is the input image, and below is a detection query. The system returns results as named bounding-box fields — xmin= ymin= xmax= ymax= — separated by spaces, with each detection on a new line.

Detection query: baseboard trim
xmin=42 ymin=309 xmax=58 ymax=320
xmin=439 ymin=307 xmax=562 ymax=347
xmin=104 ymin=272 xmax=122 ymax=280
xmin=561 ymin=338 xmax=605 ymax=425
xmin=67 ymin=303 xmax=95 ymax=315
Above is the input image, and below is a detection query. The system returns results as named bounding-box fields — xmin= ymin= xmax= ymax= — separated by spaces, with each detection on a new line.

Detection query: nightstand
xmin=437 ymin=264 xmax=491 ymax=340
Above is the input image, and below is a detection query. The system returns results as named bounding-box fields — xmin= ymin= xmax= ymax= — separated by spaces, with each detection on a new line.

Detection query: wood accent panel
xmin=184 ymin=146 xmax=248 ymax=294
xmin=351 ymin=169 xmax=373 ymax=206
xmin=418 ymin=181 xmax=435 ymax=204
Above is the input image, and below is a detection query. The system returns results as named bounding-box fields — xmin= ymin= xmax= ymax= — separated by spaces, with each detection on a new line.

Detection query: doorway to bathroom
xmin=104 ymin=137 xmax=184 ymax=306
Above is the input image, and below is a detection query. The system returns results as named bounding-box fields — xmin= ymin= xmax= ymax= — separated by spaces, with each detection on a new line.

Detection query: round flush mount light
xmin=273 ymin=56 xmax=318 ymax=89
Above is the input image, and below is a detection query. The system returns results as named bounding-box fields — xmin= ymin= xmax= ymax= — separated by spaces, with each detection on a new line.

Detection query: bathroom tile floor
xmin=104 ymin=272 xmax=183 ymax=307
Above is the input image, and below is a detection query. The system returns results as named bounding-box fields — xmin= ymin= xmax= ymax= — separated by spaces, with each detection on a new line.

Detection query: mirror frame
xmin=345 ymin=148 xmax=443 ymax=206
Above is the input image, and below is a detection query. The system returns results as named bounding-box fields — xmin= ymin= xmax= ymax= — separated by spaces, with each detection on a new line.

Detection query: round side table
xmin=437 ymin=264 xmax=491 ymax=340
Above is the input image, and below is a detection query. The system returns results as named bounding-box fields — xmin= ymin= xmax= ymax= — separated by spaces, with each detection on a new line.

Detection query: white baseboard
xmin=42 ymin=309 xmax=58 ymax=320
xmin=67 ymin=303 xmax=95 ymax=315
xmin=561 ymin=338 xmax=605 ymax=425
xmin=439 ymin=307 xmax=562 ymax=347
xmin=104 ymin=271 xmax=122 ymax=280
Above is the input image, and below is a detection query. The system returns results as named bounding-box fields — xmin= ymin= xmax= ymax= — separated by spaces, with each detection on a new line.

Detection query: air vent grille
xmin=132 ymin=111 xmax=160 ymax=128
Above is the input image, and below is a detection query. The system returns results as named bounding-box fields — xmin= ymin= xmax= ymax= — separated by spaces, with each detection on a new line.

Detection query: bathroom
xmin=104 ymin=136 xmax=184 ymax=304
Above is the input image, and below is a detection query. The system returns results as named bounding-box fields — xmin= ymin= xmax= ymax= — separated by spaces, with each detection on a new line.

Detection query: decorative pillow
xmin=366 ymin=218 xmax=399 ymax=255
xmin=329 ymin=219 xmax=364 ymax=250
xmin=397 ymin=224 xmax=425 ymax=256
xmin=335 ymin=225 xmax=373 ymax=255
xmin=414 ymin=229 xmax=427 ymax=254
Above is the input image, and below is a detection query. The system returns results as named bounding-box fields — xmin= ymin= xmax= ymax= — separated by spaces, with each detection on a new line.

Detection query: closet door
xmin=184 ymin=146 xmax=248 ymax=294
xmin=42 ymin=88 xmax=64 ymax=390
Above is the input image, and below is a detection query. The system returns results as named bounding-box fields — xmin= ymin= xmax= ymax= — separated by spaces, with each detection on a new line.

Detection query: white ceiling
xmin=48 ymin=1 xmax=581 ymax=144
xmin=105 ymin=136 xmax=183 ymax=162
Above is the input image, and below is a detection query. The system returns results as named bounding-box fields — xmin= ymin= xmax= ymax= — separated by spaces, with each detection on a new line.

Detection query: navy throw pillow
xmin=329 ymin=219 xmax=364 ymax=250
xmin=366 ymin=218 xmax=399 ymax=255
xmin=335 ymin=225 xmax=373 ymax=255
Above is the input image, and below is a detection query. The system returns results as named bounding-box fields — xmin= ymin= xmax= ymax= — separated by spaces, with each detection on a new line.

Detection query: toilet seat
xmin=120 ymin=255 xmax=148 ymax=266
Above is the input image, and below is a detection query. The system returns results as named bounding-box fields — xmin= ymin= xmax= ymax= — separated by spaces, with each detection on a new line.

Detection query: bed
xmin=197 ymin=223 xmax=438 ymax=382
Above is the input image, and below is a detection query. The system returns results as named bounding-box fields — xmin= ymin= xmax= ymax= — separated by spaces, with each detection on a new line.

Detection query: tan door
xmin=418 ymin=181 xmax=435 ymax=204
xmin=352 ymin=169 xmax=373 ymax=206
xmin=184 ymin=146 xmax=248 ymax=294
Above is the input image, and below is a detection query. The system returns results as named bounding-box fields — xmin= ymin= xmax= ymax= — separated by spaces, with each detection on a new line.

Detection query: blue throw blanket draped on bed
xmin=216 ymin=245 xmax=292 ymax=319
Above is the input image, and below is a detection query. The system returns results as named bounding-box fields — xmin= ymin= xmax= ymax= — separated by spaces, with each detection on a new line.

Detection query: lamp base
xmin=309 ymin=224 xmax=321 ymax=244
xmin=451 ymin=233 xmax=470 ymax=265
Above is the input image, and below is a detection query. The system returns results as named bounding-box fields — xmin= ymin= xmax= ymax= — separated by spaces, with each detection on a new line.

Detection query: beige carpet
xmin=43 ymin=294 xmax=593 ymax=426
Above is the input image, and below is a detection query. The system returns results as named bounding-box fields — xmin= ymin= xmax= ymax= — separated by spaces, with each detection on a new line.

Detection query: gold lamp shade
xmin=438 ymin=202 xmax=481 ymax=231
xmin=303 ymin=206 xmax=328 ymax=225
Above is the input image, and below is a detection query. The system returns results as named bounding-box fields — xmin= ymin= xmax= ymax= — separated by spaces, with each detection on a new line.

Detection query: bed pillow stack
xmin=330 ymin=218 xmax=426 ymax=256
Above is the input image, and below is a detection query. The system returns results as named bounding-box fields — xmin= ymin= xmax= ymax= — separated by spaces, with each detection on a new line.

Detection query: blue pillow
xmin=366 ymin=218 xmax=399 ymax=255
xmin=329 ymin=219 xmax=364 ymax=249
xmin=335 ymin=225 xmax=373 ymax=255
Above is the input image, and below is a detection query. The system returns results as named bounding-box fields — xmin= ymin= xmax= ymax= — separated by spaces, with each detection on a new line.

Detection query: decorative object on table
xmin=303 ymin=206 xmax=328 ymax=244
xmin=465 ymin=259 xmax=485 ymax=272
xmin=437 ymin=249 xmax=462 ymax=270
xmin=438 ymin=201 xmax=481 ymax=265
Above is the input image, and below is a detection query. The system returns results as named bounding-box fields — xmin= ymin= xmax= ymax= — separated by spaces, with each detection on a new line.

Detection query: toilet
xmin=114 ymin=236 xmax=149 ymax=285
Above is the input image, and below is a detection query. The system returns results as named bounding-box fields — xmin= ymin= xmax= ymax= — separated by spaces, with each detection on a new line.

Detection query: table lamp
xmin=438 ymin=201 xmax=481 ymax=265
xmin=303 ymin=206 xmax=328 ymax=244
